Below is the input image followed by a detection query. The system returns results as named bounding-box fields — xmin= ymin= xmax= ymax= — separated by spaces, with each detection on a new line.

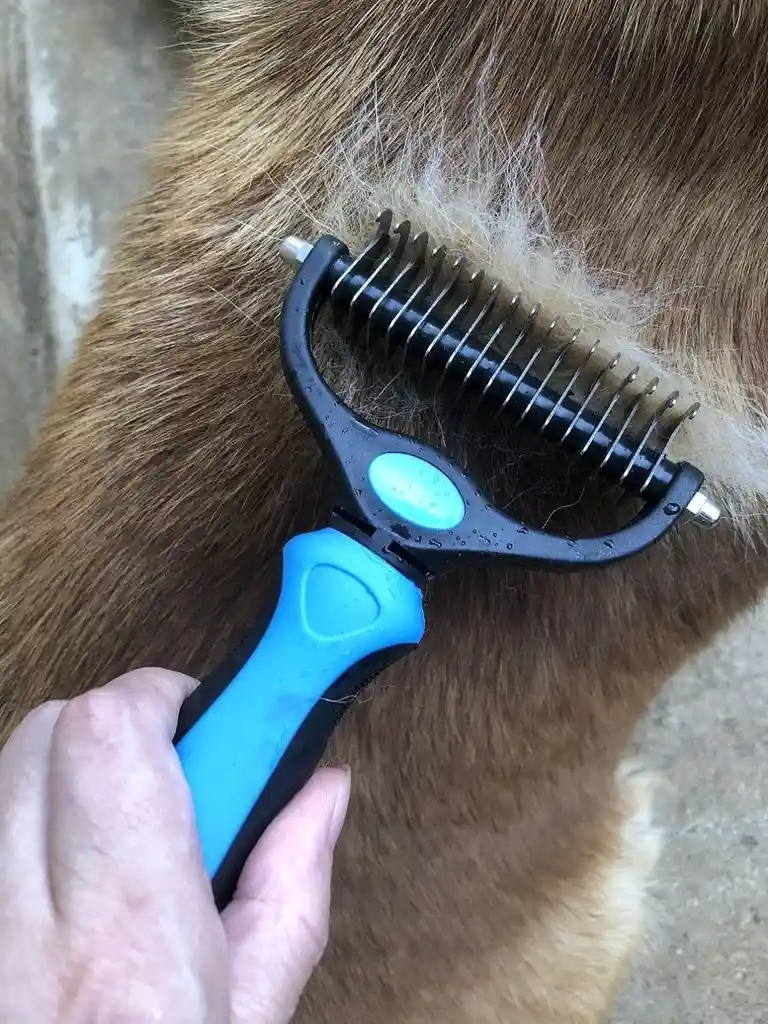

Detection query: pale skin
xmin=0 ymin=668 xmax=351 ymax=1022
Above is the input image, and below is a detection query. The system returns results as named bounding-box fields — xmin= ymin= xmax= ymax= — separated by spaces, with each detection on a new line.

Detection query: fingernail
xmin=328 ymin=767 xmax=352 ymax=847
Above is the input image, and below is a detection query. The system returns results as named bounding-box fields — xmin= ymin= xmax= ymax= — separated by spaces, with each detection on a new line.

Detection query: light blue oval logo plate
xmin=368 ymin=452 xmax=466 ymax=531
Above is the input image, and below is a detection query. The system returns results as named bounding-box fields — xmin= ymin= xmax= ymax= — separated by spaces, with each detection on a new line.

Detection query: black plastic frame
xmin=280 ymin=235 xmax=704 ymax=581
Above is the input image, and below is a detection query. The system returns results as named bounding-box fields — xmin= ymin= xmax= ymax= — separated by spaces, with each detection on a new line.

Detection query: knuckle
xmin=113 ymin=667 xmax=189 ymax=719
xmin=22 ymin=699 xmax=66 ymax=731
xmin=57 ymin=689 xmax=138 ymax=751
xmin=0 ymin=700 xmax=66 ymax=761
xmin=242 ymin=893 xmax=330 ymax=970
xmin=293 ymin=907 xmax=330 ymax=966
xmin=120 ymin=666 xmax=172 ymax=695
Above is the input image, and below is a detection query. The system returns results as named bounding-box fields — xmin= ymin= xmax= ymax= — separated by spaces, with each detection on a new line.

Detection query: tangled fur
xmin=316 ymin=114 xmax=768 ymax=522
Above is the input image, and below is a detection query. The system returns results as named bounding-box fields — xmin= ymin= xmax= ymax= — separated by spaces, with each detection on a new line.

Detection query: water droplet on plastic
xmin=603 ymin=539 xmax=615 ymax=549
xmin=664 ymin=502 xmax=681 ymax=516
xmin=429 ymin=538 xmax=443 ymax=548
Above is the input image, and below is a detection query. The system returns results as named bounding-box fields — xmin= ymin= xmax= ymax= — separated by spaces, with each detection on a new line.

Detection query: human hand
xmin=0 ymin=668 xmax=351 ymax=1022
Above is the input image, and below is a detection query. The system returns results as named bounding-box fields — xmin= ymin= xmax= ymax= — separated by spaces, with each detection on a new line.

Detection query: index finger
xmin=101 ymin=667 xmax=200 ymax=740
xmin=46 ymin=668 xmax=212 ymax=916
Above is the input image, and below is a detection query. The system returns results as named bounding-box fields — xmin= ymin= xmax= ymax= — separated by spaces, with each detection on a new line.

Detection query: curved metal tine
xmin=598 ymin=376 xmax=659 ymax=472
xmin=387 ymin=244 xmax=442 ymax=360
xmin=443 ymin=281 xmax=502 ymax=405
xmin=580 ymin=363 xmax=637 ymax=457
xmin=363 ymin=221 xmax=412 ymax=348
xmin=380 ymin=232 xmax=429 ymax=357
xmin=416 ymin=259 xmax=470 ymax=384
xmin=559 ymin=351 xmax=620 ymax=446
xmin=618 ymin=390 xmax=679 ymax=488
xmin=638 ymin=401 xmax=699 ymax=495
xmin=331 ymin=209 xmax=393 ymax=308
xmin=401 ymin=254 xmax=464 ymax=373
xmin=496 ymin=342 xmax=546 ymax=417
xmin=475 ymin=302 xmax=538 ymax=413
xmin=397 ymin=247 xmax=448 ymax=371
xmin=540 ymin=337 xmax=598 ymax=434
xmin=515 ymin=319 xmax=565 ymax=424
xmin=453 ymin=295 xmax=520 ymax=408
xmin=330 ymin=210 xmax=393 ymax=333
xmin=347 ymin=220 xmax=409 ymax=339
xmin=419 ymin=270 xmax=485 ymax=388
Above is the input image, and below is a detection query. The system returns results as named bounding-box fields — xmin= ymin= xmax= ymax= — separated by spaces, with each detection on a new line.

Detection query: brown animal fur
xmin=2 ymin=0 xmax=768 ymax=1019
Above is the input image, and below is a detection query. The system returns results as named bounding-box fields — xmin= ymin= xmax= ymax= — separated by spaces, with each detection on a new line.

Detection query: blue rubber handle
xmin=174 ymin=527 xmax=425 ymax=906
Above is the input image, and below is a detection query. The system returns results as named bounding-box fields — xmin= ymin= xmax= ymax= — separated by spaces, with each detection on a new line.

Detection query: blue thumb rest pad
xmin=175 ymin=527 xmax=426 ymax=877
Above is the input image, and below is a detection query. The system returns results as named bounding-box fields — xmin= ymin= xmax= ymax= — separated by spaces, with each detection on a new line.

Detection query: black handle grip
xmin=203 ymin=645 xmax=414 ymax=909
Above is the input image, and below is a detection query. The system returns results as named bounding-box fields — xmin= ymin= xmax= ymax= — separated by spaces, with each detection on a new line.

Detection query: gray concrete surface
xmin=0 ymin=2 xmax=53 ymax=495
xmin=615 ymin=608 xmax=768 ymax=1023
xmin=20 ymin=0 xmax=183 ymax=364
xmin=2 ymin=1 xmax=767 ymax=1020
xmin=1 ymin=0 xmax=181 ymax=488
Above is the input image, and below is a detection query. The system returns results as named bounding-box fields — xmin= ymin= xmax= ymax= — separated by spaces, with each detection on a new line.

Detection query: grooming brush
xmin=173 ymin=211 xmax=720 ymax=909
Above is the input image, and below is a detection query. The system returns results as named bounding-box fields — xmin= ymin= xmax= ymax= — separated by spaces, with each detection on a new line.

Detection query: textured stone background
xmin=2 ymin=2 xmax=766 ymax=1020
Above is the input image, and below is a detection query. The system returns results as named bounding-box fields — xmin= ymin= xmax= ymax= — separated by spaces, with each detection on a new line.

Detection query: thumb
xmin=222 ymin=767 xmax=351 ymax=1024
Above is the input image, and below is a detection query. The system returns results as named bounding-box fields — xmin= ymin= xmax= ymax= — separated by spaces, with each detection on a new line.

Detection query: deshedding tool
xmin=174 ymin=212 xmax=721 ymax=909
